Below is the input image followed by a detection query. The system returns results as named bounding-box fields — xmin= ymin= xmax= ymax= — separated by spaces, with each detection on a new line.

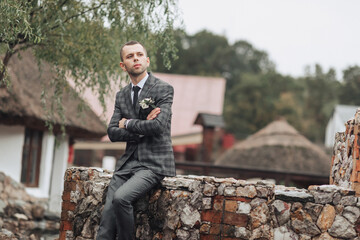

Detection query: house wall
xmin=325 ymin=105 xmax=360 ymax=148
xmin=0 ymin=125 xmax=68 ymax=211
xmin=49 ymin=136 xmax=69 ymax=213
xmin=26 ymin=132 xmax=55 ymax=198
xmin=325 ymin=113 xmax=344 ymax=148
xmin=0 ymin=125 xmax=25 ymax=182
xmin=59 ymin=167 xmax=360 ymax=240
xmin=325 ymin=115 xmax=334 ymax=148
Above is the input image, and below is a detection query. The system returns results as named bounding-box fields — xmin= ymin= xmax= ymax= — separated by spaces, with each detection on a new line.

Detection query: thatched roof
xmin=0 ymin=50 xmax=106 ymax=138
xmin=215 ymin=119 xmax=331 ymax=176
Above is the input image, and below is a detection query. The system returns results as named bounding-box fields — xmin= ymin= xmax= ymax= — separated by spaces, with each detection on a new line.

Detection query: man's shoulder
xmin=150 ymin=73 xmax=173 ymax=89
xmin=117 ymin=83 xmax=131 ymax=94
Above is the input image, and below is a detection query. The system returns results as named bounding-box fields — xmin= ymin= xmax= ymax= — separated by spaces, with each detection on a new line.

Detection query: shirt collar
xmin=131 ymin=73 xmax=149 ymax=90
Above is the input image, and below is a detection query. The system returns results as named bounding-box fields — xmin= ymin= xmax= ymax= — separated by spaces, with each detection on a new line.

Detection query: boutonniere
xmin=139 ymin=98 xmax=156 ymax=109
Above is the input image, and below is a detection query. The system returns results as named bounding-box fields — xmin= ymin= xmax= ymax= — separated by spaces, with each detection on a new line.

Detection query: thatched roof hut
xmin=215 ymin=119 xmax=330 ymax=186
xmin=0 ymin=50 xmax=106 ymax=138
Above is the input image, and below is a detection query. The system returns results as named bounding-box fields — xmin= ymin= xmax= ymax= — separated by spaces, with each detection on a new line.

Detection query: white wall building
xmin=0 ymin=125 xmax=68 ymax=212
xmin=325 ymin=105 xmax=359 ymax=148
xmin=0 ymin=50 xmax=106 ymax=213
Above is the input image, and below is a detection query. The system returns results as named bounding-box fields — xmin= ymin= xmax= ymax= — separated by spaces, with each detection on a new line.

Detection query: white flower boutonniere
xmin=139 ymin=98 xmax=156 ymax=109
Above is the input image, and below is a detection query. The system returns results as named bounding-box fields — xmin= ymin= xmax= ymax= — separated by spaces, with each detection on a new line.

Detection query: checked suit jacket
xmin=107 ymin=72 xmax=176 ymax=177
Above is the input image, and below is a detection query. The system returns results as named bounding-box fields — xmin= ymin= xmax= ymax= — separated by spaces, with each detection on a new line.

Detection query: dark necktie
xmin=132 ymin=86 xmax=141 ymax=109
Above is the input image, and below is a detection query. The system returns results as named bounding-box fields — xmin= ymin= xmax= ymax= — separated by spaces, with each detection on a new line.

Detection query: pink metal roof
xmin=72 ymin=72 xmax=226 ymax=139
xmin=156 ymin=73 xmax=225 ymax=136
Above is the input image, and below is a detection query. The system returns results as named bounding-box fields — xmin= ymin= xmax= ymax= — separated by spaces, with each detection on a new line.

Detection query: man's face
xmin=120 ymin=44 xmax=150 ymax=77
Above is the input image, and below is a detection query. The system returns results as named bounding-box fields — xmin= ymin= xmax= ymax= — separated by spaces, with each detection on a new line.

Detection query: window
xmin=21 ymin=128 xmax=43 ymax=187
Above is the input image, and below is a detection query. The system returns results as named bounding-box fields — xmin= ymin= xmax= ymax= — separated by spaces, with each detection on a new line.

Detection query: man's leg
xmin=96 ymin=169 xmax=132 ymax=240
xmin=112 ymin=168 xmax=163 ymax=240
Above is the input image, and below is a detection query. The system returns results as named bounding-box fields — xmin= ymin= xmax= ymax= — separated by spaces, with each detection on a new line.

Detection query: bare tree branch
xmin=48 ymin=1 xmax=108 ymax=32
xmin=58 ymin=0 xmax=70 ymax=9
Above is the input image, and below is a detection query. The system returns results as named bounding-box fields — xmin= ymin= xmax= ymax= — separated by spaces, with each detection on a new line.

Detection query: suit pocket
xmin=151 ymin=144 xmax=173 ymax=153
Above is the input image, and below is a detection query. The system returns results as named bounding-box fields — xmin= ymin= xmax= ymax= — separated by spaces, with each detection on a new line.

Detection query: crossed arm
xmin=107 ymin=84 xmax=173 ymax=142
xmin=125 ymin=85 xmax=173 ymax=136
xmin=118 ymin=107 xmax=161 ymax=128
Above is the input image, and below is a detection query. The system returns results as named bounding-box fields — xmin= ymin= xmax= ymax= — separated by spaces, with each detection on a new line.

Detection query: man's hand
xmin=119 ymin=108 xmax=160 ymax=128
xmin=147 ymin=108 xmax=161 ymax=120
xmin=119 ymin=118 xmax=127 ymax=128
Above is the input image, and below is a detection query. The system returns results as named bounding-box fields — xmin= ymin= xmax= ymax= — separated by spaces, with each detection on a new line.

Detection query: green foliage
xmin=339 ymin=65 xmax=360 ymax=105
xmin=0 ymin=0 xmax=179 ymax=128
xmin=224 ymin=72 xmax=303 ymax=139
xmin=298 ymin=65 xmax=340 ymax=142
xmin=156 ymin=30 xmax=274 ymax=78
xmin=156 ymin=29 xmax=348 ymax=143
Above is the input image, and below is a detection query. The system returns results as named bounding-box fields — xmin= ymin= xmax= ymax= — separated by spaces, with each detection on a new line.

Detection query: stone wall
xmin=60 ymin=167 xmax=360 ymax=240
xmin=0 ymin=172 xmax=60 ymax=239
xmin=330 ymin=109 xmax=360 ymax=194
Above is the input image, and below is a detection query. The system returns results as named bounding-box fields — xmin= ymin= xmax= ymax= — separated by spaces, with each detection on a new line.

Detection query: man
xmin=96 ymin=41 xmax=176 ymax=240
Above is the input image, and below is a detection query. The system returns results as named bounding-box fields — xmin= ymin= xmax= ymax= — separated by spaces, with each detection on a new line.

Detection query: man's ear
xmin=119 ymin=62 xmax=126 ymax=72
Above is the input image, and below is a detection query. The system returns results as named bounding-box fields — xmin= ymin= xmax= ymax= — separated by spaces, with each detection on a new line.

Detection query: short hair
xmin=120 ymin=40 xmax=147 ymax=61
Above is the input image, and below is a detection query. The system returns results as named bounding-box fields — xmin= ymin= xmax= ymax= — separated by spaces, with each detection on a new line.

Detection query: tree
xmin=156 ymin=30 xmax=275 ymax=80
xmin=156 ymin=30 xmax=230 ymax=76
xmin=0 ymin=0 xmax=179 ymax=124
xmin=339 ymin=65 xmax=360 ymax=105
xmin=155 ymin=30 xmax=281 ymax=138
xmin=300 ymin=65 xmax=340 ymax=142
xmin=154 ymin=29 xmax=345 ymax=142
xmin=223 ymin=72 xmax=302 ymax=139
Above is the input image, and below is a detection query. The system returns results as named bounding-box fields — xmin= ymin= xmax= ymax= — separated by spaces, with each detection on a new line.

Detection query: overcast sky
xmin=177 ymin=0 xmax=360 ymax=78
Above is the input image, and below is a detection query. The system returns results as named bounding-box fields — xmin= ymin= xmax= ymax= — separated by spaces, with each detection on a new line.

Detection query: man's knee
xmin=112 ymin=193 xmax=131 ymax=208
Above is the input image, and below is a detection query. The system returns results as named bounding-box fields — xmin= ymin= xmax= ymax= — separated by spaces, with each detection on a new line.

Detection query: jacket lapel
xmin=135 ymin=73 xmax=157 ymax=114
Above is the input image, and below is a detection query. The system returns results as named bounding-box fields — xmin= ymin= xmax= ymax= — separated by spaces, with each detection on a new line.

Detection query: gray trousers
xmin=96 ymin=158 xmax=164 ymax=240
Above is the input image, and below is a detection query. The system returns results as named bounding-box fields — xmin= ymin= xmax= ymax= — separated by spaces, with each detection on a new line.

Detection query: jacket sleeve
xmin=107 ymin=91 xmax=140 ymax=142
xmin=126 ymin=84 xmax=174 ymax=136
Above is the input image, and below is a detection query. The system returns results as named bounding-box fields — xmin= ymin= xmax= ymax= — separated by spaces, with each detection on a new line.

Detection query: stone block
xmin=237 ymin=201 xmax=251 ymax=214
xmin=62 ymin=191 xmax=71 ymax=202
xmin=209 ymin=223 xmax=221 ymax=235
xmin=223 ymin=187 xmax=236 ymax=197
xmin=221 ymin=224 xmax=235 ymax=237
xmin=180 ymin=205 xmax=200 ymax=228
xmin=61 ymin=201 xmax=76 ymax=212
xmin=236 ymin=185 xmax=257 ymax=198
xmin=63 ymin=181 xmax=77 ymax=193
xmin=316 ymin=204 xmax=335 ymax=231
xmin=328 ymin=215 xmax=357 ymax=238
xmin=60 ymin=220 xmax=72 ymax=231
xmin=213 ymin=197 xmax=223 ymax=211
xmin=202 ymin=198 xmax=212 ymax=210
xmin=339 ymin=195 xmax=357 ymax=206
xmin=201 ymin=210 xmax=222 ymax=224
xmin=343 ymin=206 xmax=360 ymax=224
xmin=353 ymin=182 xmax=360 ymax=196
xmin=271 ymin=200 xmax=291 ymax=226
xmin=250 ymin=202 xmax=269 ymax=228
xmin=234 ymin=226 xmax=251 ymax=239
xmin=223 ymin=212 xmax=248 ymax=227
xmin=199 ymin=223 xmax=211 ymax=234
xmin=224 ymin=200 xmax=237 ymax=212
xmin=203 ymin=183 xmax=217 ymax=196
xmin=200 ymin=234 xmax=220 ymax=240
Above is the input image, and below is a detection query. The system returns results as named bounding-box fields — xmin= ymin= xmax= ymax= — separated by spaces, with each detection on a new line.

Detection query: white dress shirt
xmin=131 ymin=73 xmax=149 ymax=104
